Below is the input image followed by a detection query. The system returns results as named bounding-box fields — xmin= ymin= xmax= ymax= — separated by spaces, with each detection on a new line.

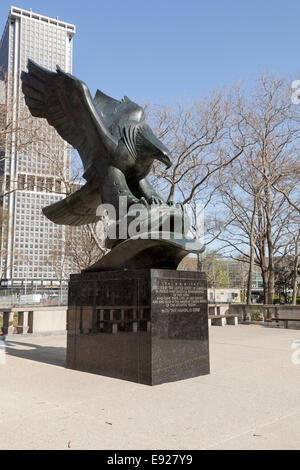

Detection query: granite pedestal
xmin=66 ymin=269 xmax=209 ymax=385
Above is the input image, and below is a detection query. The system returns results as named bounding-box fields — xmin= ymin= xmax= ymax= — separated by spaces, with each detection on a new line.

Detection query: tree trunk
xmin=197 ymin=252 xmax=203 ymax=272
xmin=292 ymin=250 xmax=299 ymax=305
xmin=261 ymin=268 xmax=269 ymax=305
xmin=264 ymin=183 xmax=275 ymax=311
xmin=267 ymin=265 xmax=275 ymax=304
xmin=266 ymin=224 xmax=275 ymax=306
xmin=247 ymin=249 xmax=254 ymax=305
xmin=167 ymin=183 xmax=176 ymax=203
xmin=258 ymin=235 xmax=268 ymax=304
xmin=246 ymin=197 xmax=257 ymax=305
xmin=87 ymin=224 xmax=107 ymax=255
xmin=60 ymin=280 xmax=63 ymax=305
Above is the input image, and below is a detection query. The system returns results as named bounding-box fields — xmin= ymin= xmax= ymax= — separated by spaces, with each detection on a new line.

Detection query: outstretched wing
xmin=21 ymin=60 xmax=118 ymax=172
xmin=94 ymin=90 xmax=145 ymax=139
xmin=42 ymin=180 xmax=102 ymax=226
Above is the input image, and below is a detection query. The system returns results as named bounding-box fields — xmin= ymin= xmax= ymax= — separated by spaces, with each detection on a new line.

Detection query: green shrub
xmin=252 ymin=309 xmax=262 ymax=321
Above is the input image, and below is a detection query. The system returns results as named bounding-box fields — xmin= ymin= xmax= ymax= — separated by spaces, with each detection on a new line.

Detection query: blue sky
xmin=0 ymin=0 xmax=299 ymax=105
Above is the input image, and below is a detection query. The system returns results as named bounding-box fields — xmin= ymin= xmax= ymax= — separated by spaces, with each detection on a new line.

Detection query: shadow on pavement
xmin=4 ymin=339 xmax=66 ymax=367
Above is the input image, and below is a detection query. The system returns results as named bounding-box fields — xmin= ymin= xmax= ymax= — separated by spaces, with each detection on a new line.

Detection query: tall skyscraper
xmin=0 ymin=6 xmax=76 ymax=291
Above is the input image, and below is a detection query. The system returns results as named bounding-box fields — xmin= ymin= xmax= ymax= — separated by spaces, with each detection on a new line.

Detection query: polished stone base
xmin=66 ymin=269 xmax=209 ymax=385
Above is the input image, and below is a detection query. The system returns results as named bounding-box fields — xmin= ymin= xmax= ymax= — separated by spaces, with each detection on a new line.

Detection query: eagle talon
xmin=176 ymin=203 xmax=185 ymax=212
xmin=139 ymin=197 xmax=149 ymax=208
xmin=149 ymin=196 xmax=164 ymax=205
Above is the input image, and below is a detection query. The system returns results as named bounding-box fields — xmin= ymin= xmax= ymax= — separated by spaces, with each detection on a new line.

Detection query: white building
xmin=208 ymin=288 xmax=241 ymax=304
xmin=0 ymin=6 xmax=76 ymax=290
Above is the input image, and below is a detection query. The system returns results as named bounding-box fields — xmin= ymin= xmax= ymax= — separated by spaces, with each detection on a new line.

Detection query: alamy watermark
xmin=291 ymin=80 xmax=300 ymax=104
xmin=0 ymin=339 xmax=6 ymax=365
xmin=291 ymin=340 xmax=300 ymax=365
xmin=95 ymin=197 xmax=205 ymax=248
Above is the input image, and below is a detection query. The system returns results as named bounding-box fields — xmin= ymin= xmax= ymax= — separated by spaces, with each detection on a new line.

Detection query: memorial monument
xmin=21 ymin=60 xmax=210 ymax=385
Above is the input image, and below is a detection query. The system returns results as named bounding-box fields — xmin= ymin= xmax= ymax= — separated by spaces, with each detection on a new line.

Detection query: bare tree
xmin=291 ymin=233 xmax=300 ymax=305
xmin=277 ymin=224 xmax=300 ymax=305
xmin=147 ymin=89 xmax=247 ymax=255
xmin=217 ymin=75 xmax=300 ymax=309
xmin=46 ymin=222 xmax=106 ymax=295
xmin=65 ymin=224 xmax=106 ymax=272
xmin=45 ymin=232 xmax=70 ymax=303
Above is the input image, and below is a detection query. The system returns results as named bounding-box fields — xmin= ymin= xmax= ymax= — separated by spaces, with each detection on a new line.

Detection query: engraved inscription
xmin=152 ymin=278 xmax=206 ymax=314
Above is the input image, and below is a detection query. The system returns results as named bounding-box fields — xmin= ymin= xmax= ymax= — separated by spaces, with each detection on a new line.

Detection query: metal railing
xmin=0 ymin=291 xmax=68 ymax=308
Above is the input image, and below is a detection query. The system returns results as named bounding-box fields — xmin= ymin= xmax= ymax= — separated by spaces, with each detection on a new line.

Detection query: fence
xmin=0 ymin=290 xmax=68 ymax=308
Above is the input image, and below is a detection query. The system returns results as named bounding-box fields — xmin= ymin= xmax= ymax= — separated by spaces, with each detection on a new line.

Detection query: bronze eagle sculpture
xmin=21 ymin=60 xmax=204 ymax=270
xmin=21 ymin=60 xmax=172 ymax=226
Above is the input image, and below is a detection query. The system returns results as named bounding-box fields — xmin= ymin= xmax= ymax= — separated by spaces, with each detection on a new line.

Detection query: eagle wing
xmin=21 ymin=60 xmax=118 ymax=173
xmin=93 ymin=90 xmax=145 ymax=139
xmin=42 ymin=180 xmax=102 ymax=226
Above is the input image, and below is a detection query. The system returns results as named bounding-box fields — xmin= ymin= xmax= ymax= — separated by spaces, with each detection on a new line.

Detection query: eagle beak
xmin=156 ymin=152 xmax=172 ymax=169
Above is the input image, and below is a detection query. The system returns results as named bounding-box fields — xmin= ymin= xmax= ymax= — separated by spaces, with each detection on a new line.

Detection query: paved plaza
xmin=1 ymin=325 xmax=300 ymax=450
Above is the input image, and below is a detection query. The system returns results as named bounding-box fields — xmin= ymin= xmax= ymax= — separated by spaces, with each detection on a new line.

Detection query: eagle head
xmin=136 ymin=124 xmax=172 ymax=169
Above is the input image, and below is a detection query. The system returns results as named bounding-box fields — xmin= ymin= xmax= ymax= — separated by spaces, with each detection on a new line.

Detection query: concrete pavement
xmin=1 ymin=325 xmax=300 ymax=450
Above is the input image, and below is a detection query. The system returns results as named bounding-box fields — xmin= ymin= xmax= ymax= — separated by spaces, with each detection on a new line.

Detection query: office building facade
xmin=0 ymin=6 xmax=76 ymax=290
